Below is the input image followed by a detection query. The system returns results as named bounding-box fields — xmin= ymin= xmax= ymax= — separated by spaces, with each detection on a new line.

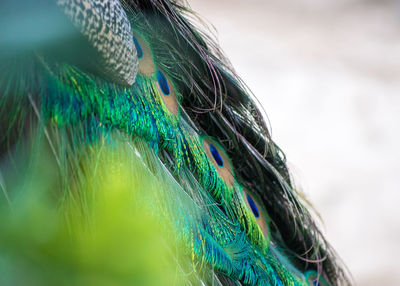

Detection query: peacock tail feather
xmin=0 ymin=0 xmax=350 ymax=285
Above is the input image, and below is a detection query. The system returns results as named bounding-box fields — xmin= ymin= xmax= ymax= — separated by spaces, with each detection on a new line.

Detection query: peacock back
xmin=0 ymin=0 xmax=350 ymax=285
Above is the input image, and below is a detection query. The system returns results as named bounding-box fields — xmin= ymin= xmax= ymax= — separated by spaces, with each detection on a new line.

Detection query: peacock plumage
xmin=0 ymin=0 xmax=350 ymax=285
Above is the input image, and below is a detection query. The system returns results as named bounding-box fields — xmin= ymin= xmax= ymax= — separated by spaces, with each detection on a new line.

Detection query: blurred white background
xmin=189 ymin=0 xmax=400 ymax=284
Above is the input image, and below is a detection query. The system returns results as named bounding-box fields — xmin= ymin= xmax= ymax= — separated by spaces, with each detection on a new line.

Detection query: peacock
xmin=0 ymin=0 xmax=350 ymax=285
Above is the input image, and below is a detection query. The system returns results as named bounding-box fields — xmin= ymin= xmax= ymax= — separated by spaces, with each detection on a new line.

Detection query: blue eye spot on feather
xmin=305 ymin=271 xmax=329 ymax=286
xmin=155 ymin=69 xmax=178 ymax=115
xmin=242 ymin=188 xmax=270 ymax=241
xmin=202 ymin=137 xmax=235 ymax=186
xmin=132 ymin=36 xmax=143 ymax=59
xmin=209 ymin=144 xmax=223 ymax=167
xmin=157 ymin=70 xmax=170 ymax=96
xmin=246 ymin=193 xmax=260 ymax=218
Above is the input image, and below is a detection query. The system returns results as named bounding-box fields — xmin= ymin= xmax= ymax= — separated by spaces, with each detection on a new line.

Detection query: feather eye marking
xmin=155 ymin=70 xmax=178 ymax=115
xmin=132 ymin=36 xmax=143 ymax=59
xmin=246 ymin=193 xmax=260 ymax=218
xmin=209 ymin=144 xmax=224 ymax=167
xmin=242 ymin=189 xmax=269 ymax=241
xmin=202 ymin=138 xmax=234 ymax=187
xmin=133 ymin=33 xmax=155 ymax=76
xmin=156 ymin=70 xmax=170 ymax=96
